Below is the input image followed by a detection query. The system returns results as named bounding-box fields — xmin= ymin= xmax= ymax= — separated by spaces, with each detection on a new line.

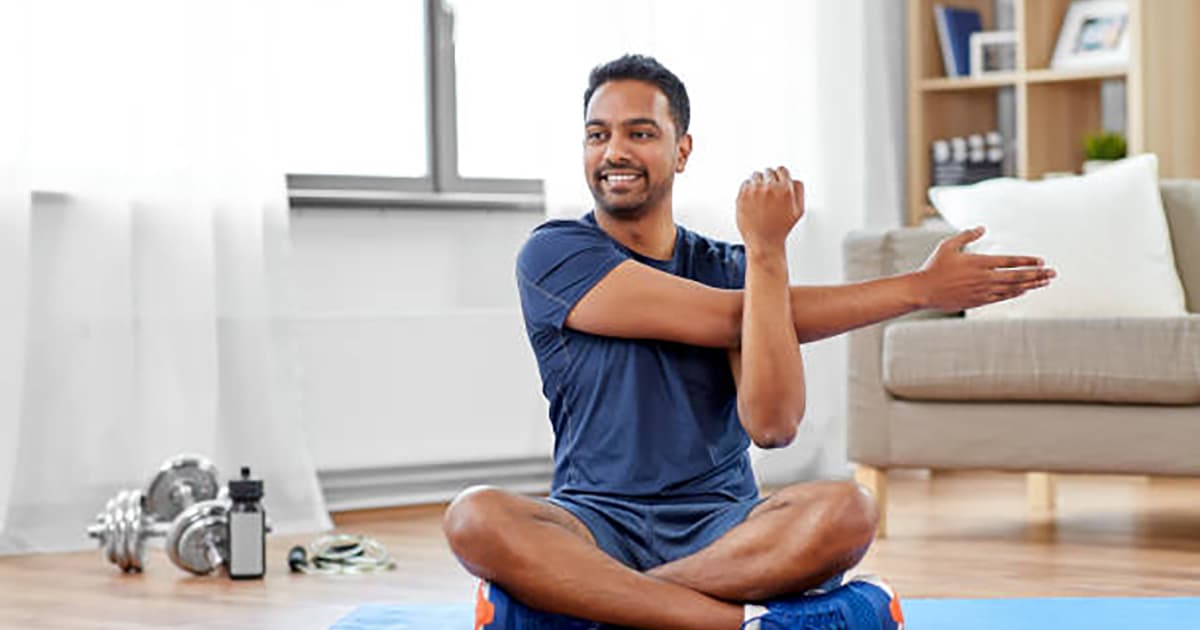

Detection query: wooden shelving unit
xmin=906 ymin=0 xmax=1200 ymax=225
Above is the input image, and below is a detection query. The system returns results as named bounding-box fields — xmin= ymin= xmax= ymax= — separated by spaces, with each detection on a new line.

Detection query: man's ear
xmin=675 ymin=134 xmax=693 ymax=173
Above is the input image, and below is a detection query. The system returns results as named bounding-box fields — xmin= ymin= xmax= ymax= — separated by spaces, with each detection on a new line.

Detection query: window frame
xmin=287 ymin=0 xmax=544 ymax=211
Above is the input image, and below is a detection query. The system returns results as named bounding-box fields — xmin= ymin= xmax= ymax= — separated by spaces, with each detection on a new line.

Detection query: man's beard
xmin=588 ymin=173 xmax=671 ymax=221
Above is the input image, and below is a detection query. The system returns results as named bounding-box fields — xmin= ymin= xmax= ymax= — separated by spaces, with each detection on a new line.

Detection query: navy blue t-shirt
xmin=516 ymin=211 xmax=758 ymax=501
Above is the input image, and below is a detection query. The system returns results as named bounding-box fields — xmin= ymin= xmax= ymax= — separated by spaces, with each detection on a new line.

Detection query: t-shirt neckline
xmin=583 ymin=210 xmax=682 ymax=267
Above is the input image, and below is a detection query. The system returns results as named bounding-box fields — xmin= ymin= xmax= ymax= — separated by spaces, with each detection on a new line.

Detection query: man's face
xmin=583 ymin=79 xmax=691 ymax=219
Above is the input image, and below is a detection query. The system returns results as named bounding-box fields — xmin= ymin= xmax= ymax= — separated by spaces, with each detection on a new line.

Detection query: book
xmin=934 ymin=4 xmax=983 ymax=77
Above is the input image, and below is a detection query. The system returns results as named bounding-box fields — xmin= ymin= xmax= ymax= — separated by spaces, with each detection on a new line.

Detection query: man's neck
xmin=594 ymin=204 xmax=677 ymax=261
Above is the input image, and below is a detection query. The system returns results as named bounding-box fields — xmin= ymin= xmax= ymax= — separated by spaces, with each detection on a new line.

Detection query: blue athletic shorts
xmin=547 ymin=492 xmax=766 ymax=572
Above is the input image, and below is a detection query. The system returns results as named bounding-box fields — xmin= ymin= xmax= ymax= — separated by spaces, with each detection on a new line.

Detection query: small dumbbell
xmin=166 ymin=499 xmax=232 ymax=575
xmin=144 ymin=454 xmax=222 ymax=523
xmin=86 ymin=489 xmax=153 ymax=572
xmin=86 ymin=454 xmax=222 ymax=572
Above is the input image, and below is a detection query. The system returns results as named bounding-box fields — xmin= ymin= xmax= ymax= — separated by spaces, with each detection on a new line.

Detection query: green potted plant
xmin=1082 ymin=131 xmax=1127 ymax=174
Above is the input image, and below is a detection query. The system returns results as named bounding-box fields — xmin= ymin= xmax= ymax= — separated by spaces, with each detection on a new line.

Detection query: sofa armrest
xmin=844 ymin=230 xmax=889 ymax=282
xmin=1161 ymin=180 xmax=1200 ymax=313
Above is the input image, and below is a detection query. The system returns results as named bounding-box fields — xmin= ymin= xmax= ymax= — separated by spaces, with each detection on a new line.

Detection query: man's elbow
xmin=741 ymin=401 xmax=805 ymax=449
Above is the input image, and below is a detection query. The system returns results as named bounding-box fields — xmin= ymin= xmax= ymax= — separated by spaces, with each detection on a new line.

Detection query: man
xmin=443 ymin=54 xmax=1054 ymax=630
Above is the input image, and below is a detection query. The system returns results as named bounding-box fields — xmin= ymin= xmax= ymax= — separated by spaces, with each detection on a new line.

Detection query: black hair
xmin=583 ymin=54 xmax=690 ymax=137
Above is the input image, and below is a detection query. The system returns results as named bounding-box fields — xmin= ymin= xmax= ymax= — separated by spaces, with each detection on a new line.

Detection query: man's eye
xmin=586 ymin=131 xmax=606 ymax=141
xmin=632 ymin=131 xmax=653 ymax=139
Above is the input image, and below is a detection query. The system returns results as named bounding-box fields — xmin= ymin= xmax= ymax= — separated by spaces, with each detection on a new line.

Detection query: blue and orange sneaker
xmin=474 ymin=579 xmax=604 ymax=630
xmin=742 ymin=575 xmax=904 ymax=630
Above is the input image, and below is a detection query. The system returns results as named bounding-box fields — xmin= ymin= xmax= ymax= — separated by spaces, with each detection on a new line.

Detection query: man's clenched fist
xmin=736 ymin=166 xmax=805 ymax=253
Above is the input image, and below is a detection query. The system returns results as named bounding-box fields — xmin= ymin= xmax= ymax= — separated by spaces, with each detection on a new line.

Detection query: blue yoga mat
xmin=329 ymin=603 xmax=470 ymax=629
xmin=330 ymin=598 xmax=1200 ymax=629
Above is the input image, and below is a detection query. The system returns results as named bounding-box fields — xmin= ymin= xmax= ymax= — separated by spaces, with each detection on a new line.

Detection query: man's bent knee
xmin=842 ymin=481 xmax=879 ymax=544
xmin=442 ymin=486 xmax=514 ymax=571
xmin=853 ymin=481 xmax=881 ymax=531
xmin=817 ymin=481 xmax=877 ymax=551
xmin=776 ymin=482 xmax=878 ymax=574
xmin=775 ymin=481 xmax=877 ymax=546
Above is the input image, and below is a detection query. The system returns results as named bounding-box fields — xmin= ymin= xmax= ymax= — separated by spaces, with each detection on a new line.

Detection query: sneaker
xmin=475 ymin=579 xmax=604 ymax=630
xmin=805 ymin=572 xmax=846 ymax=596
xmin=742 ymin=575 xmax=904 ymax=630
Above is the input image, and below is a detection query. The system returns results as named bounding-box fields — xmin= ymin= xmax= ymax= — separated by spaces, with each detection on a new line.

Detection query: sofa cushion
xmin=928 ymin=154 xmax=1189 ymax=320
xmin=882 ymin=316 xmax=1200 ymax=404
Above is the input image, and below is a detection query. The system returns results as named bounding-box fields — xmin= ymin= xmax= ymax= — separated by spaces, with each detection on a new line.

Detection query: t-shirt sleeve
xmin=516 ymin=222 xmax=629 ymax=330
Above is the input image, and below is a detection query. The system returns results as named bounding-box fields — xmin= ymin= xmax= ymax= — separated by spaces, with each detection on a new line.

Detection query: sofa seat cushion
xmin=882 ymin=316 xmax=1200 ymax=404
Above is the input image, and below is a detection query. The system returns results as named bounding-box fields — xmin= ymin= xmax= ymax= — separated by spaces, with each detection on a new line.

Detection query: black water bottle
xmin=227 ymin=466 xmax=266 ymax=579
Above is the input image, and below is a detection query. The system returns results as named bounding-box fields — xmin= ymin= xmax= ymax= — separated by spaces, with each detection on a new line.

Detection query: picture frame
xmin=1050 ymin=0 xmax=1130 ymax=70
xmin=969 ymin=31 xmax=1018 ymax=77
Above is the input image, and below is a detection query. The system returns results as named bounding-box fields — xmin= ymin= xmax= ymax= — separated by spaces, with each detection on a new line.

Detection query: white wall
xmin=289 ymin=207 xmax=553 ymax=473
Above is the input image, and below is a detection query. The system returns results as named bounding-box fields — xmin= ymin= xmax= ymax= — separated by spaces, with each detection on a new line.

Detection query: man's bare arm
xmin=786 ymin=277 xmax=923 ymax=344
xmin=566 ymin=260 xmax=742 ymax=348
xmin=733 ymin=168 xmax=806 ymax=449
xmin=565 ymin=226 xmax=1054 ymax=350
xmin=786 ymin=227 xmax=1054 ymax=343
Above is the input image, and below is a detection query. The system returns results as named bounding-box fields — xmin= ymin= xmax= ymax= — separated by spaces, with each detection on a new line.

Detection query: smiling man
xmin=443 ymin=54 xmax=1054 ymax=630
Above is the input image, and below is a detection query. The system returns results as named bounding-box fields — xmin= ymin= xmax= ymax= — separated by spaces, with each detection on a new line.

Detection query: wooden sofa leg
xmin=1027 ymin=472 xmax=1057 ymax=516
xmin=855 ymin=465 xmax=889 ymax=539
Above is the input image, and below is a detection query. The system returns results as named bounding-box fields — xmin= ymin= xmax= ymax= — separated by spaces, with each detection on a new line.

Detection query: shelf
xmin=920 ymin=74 xmax=1020 ymax=91
xmin=1024 ymin=67 xmax=1127 ymax=84
xmin=919 ymin=67 xmax=1127 ymax=93
xmin=907 ymin=0 xmax=1198 ymax=226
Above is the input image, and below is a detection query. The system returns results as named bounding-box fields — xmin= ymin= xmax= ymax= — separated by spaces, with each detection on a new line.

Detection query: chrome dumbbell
xmin=144 ymin=453 xmax=222 ymax=523
xmin=86 ymin=454 xmax=222 ymax=572
xmin=86 ymin=489 xmax=154 ymax=572
xmin=165 ymin=499 xmax=232 ymax=575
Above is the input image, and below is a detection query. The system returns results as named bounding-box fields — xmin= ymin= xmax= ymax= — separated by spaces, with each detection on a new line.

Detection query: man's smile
xmin=599 ymin=170 xmax=645 ymax=191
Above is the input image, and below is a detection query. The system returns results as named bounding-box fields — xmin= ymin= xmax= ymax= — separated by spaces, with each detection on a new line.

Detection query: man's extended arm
xmin=786 ymin=278 xmax=921 ymax=344
xmin=788 ymin=228 xmax=1053 ymax=343
xmin=567 ymin=225 xmax=1053 ymax=349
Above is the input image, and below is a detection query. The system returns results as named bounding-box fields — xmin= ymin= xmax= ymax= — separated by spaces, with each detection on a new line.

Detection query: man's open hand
xmin=916 ymin=226 xmax=1056 ymax=311
xmin=736 ymin=166 xmax=804 ymax=253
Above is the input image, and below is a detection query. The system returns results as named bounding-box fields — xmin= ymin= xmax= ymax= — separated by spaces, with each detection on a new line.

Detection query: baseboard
xmin=318 ymin=456 xmax=555 ymax=512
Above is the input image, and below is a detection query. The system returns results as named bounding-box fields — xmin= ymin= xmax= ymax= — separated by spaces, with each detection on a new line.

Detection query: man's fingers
xmin=948 ymin=226 xmax=985 ymax=249
xmin=974 ymin=254 xmax=1045 ymax=269
xmin=990 ymin=268 xmax=1056 ymax=284
xmin=988 ymin=287 xmax=1027 ymax=303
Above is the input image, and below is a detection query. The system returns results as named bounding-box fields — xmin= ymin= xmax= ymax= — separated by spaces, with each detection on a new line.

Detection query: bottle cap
xmin=228 ymin=466 xmax=264 ymax=501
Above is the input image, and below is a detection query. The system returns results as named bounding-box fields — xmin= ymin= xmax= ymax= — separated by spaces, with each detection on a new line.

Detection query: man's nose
xmin=602 ymin=134 xmax=633 ymax=165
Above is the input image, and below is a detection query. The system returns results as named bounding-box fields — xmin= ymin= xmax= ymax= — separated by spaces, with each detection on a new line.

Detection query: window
xmin=276 ymin=0 xmax=427 ymax=180
xmin=287 ymin=0 xmax=543 ymax=203
xmin=450 ymin=0 xmax=547 ymax=181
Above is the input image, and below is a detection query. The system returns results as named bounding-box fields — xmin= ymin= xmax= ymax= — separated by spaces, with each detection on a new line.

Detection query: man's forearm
xmin=738 ymin=246 xmax=806 ymax=447
xmin=786 ymin=272 xmax=928 ymax=344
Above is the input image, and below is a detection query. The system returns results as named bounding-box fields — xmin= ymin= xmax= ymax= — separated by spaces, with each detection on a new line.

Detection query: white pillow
xmin=928 ymin=154 xmax=1187 ymax=319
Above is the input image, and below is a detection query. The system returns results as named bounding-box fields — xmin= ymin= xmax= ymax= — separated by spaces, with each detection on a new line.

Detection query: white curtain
xmin=456 ymin=0 xmax=906 ymax=482
xmin=0 ymin=0 xmax=330 ymax=554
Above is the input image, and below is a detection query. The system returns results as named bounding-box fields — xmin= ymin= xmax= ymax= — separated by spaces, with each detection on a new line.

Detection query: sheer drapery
xmin=456 ymin=0 xmax=907 ymax=482
xmin=0 ymin=0 xmax=330 ymax=553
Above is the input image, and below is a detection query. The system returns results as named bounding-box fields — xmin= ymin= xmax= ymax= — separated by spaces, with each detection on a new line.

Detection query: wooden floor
xmin=2 ymin=471 xmax=1199 ymax=628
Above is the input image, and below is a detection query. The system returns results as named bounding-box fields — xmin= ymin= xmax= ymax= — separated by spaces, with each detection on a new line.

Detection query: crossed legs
xmin=442 ymin=481 xmax=878 ymax=630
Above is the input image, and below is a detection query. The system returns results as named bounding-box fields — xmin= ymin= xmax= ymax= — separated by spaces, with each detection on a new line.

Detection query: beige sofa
xmin=844 ymin=180 xmax=1200 ymax=537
